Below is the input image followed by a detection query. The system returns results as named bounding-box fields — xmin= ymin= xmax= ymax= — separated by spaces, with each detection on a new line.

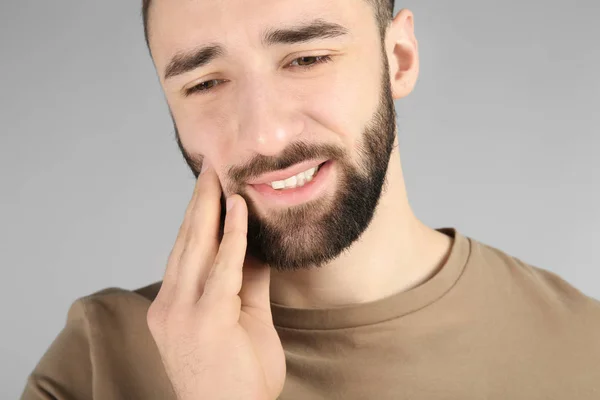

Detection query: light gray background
xmin=1 ymin=0 xmax=598 ymax=398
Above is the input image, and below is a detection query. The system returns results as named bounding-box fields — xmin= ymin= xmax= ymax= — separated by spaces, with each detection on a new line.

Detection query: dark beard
xmin=172 ymin=51 xmax=397 ymax=272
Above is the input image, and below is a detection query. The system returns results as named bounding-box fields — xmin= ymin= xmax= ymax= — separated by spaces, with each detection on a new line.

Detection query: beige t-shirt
xmin=21 ymin=229 xmax=600 ymax=399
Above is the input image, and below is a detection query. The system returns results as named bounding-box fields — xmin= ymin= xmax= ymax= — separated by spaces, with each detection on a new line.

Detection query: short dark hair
xmin=141 ymin=0 xmax=395 ymax=50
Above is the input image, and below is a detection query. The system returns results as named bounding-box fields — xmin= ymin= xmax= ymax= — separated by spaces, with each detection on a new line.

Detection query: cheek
xmin=173 ymin=101 xmax=234 ymax=161
xmin=303 ymin=62 xmax=380 ymax=147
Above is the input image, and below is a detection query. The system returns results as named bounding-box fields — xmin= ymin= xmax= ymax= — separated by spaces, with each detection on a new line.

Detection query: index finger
xmin=159 ymin=161 xmax=218 ymax=303
xmin=162 ymin=173 xmax=203 ymax=290
xmin=173 ymin=163 xmax=223 ymax=303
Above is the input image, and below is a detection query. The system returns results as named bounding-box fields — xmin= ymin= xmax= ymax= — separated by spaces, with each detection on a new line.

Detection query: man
xmin=21 ymin=0 xmax=600 ymax=399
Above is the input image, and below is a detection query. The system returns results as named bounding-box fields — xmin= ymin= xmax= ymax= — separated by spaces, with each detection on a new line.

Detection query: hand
xmin=147 ymin=162 xmax=286 ymax=400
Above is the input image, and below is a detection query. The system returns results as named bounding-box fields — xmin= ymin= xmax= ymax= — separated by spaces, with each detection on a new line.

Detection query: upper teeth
xmin=270 ymin=165 xmax=320 ymax=190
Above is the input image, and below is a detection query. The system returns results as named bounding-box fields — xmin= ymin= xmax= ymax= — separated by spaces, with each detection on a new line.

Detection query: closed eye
xmin=183 ymin=55 xmax=333 ymax=97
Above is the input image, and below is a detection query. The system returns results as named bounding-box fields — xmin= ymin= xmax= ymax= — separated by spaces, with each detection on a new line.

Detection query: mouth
xmin=246 ymin=160 xmax=334 ymax=208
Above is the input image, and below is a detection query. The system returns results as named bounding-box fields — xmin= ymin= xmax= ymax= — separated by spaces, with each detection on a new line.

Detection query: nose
xmin=236 ymin=75 xmax=304 ymax=157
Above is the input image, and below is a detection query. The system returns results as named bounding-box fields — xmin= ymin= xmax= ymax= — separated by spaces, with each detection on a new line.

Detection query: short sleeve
xmin=20 ymin=299 xmax=94 ymax=400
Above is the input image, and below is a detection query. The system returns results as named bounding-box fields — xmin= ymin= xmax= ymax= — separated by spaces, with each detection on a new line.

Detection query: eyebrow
xmin=163 ymin=19 xmax=350 ymax=81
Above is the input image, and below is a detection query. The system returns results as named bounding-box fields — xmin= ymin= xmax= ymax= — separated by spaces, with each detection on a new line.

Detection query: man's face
xmin=148 ymin=0 xmax=398 ymax=271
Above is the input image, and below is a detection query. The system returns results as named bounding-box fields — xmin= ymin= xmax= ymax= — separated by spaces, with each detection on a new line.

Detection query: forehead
xmin=149 ymin=0 xmax=374 ymax=66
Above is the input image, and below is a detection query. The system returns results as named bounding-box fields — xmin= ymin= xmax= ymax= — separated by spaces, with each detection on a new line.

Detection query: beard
xmin=172 ymin=51 xmax=397 ymax=272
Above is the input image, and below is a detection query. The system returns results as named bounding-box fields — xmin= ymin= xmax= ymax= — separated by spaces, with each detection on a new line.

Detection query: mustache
xmin=227 ymin=141 xmax=346 ymax=183
xmin=178 ymin=135 xmax=347 ymax=184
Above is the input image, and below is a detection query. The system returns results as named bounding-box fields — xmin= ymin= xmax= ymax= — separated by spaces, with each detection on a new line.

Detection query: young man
xmin=22 ymin=0 xmax=600 ymax=399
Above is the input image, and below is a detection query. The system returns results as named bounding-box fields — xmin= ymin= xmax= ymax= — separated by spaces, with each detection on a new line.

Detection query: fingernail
xmin=200 ymin=161 xmax=209 ymax=175
xmin=226 ymin=196 xmax=236 ymax=212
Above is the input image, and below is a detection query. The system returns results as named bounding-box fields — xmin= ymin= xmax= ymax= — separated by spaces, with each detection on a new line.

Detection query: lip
xmin=246 ymin=158 xmax=329 ymax=185
xmin=247 ymin=160 xmax=334 ymax=208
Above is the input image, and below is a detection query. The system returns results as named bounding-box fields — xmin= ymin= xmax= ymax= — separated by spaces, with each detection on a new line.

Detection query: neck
xmin=269 ymin=136 xmax=453 ymax=309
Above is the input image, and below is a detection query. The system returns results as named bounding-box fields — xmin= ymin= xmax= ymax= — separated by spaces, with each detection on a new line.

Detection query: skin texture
xmin=146 ymin=0 xmax=453 ymax=398
xmin=147 ymin=167 xmax=286 ymax=400
xmin=170 ymin=42 xmax=397 ymax=272
xmin=146 ymin=0 xmax=453 ymax=309
xmin=150 ymin=0 xmax=400 ymax=273
xmin=141 ymin=0 xmax=396 ymax=51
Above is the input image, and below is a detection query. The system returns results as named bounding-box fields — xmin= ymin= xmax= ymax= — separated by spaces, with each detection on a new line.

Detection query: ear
xmin=384 ymin=9 xmax=419 ymax=99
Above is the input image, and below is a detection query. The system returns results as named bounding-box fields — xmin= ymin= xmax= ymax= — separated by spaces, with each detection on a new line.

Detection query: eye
xmin=183 ymin=55 xmax=333 ymax=97
xmin=184 ymin=79 xmax=224 ymax=97
xmin=288 ymin=55 xmax=333 ymax=70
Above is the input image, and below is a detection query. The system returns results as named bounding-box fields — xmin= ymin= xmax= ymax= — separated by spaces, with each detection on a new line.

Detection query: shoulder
xmin=22 ymin=282 xmax=172 ymax=399
xmin=72 ymin=281 xmax=162 ymax=310
xmin=79 ymin=280 xmax=162 ymax=303
xmin=469 ymin=236 xmax=600 ymax=315
xmin=59 ymin=281 xmax=166 ymax=375
xmin=65 ymin=281 xmax=163 ymax=328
